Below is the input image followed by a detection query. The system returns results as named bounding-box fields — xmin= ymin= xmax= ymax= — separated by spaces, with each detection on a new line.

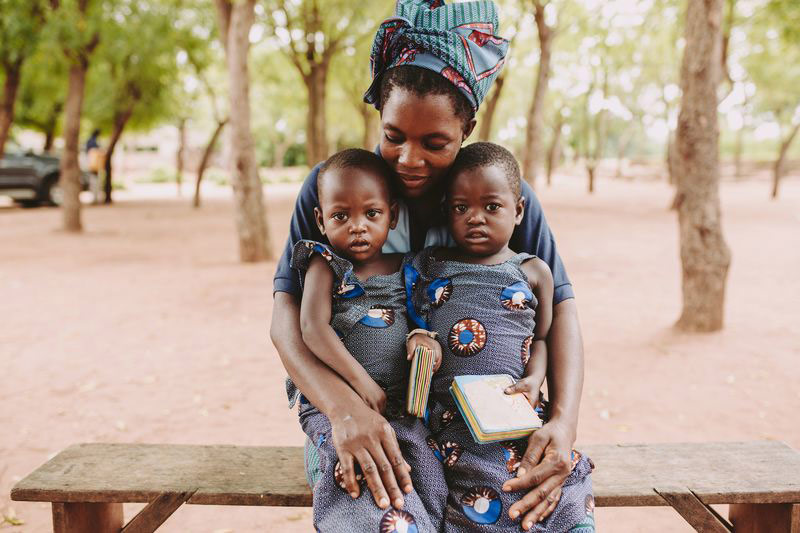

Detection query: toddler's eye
xmin=366 ymin=209 xmax=380 ymax=218
xmin=486 ymin=203 xmax=500 ymax=212
xmin=452 ymin=204 xmax=467 ymax=214
xmin=332 ymin=213 xmax=347 ymax=221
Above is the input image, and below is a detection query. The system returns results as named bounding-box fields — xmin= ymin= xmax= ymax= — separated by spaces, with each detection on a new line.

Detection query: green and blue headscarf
xmin=364 ymin=0 xmax=510 ymax=112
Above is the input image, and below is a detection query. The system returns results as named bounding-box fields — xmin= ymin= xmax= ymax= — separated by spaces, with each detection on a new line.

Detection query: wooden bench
xmin=10 ymin=441 xmax=800 ymax=532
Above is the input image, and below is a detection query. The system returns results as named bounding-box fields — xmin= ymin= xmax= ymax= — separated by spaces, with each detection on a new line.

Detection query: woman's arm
xmin=300 ymin=256 xmax=387 ymax=413
xmin=502 ymin=299 xmax=584 ymax=528
xmin=271 ymin=291 xmax=413 ymax=510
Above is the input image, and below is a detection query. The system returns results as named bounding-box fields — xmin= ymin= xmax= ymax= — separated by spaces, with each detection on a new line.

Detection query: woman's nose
xmin=398 ymin=143 xmax=424 ymax=169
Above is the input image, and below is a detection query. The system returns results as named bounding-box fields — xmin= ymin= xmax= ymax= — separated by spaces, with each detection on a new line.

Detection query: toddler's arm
xmin=300 ymin=255 xmax=387 ymax=413
xmin=505 ymin=257 xmax=554 ymax=406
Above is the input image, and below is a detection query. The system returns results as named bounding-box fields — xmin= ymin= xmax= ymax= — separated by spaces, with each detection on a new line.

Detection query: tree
xmin=673 ymin=0 xmax=731 ymax=332
xmin=14 ymin=42 xmax=68 ymax=151
xmin=49 ymin=0 xmax=101 ymax=232
xmin=215 ymin=0 xmax=272 ymax=262
xmin=0 ymin=0 xmax=46 ymax=157
xmin=263 ymin=0 xmax=388 ymax=166
xmin=85 ymin=0 xmax=189 ymax=203
xmin=520 ymin=0 xmax=556 ymax=186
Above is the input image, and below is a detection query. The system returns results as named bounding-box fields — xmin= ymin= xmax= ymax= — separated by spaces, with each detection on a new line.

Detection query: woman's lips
xmin=398 ymin=173 xmax=428 ymax=189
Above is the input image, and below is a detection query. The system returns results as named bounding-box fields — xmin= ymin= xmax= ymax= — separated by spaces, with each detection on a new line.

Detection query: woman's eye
xmin=486 ymin=203 xmax=500 ymax=212
xmin=383 ymin=133 xmax=401 ymax=144
xmin=425 ymin=143 xmax=447 ymax=151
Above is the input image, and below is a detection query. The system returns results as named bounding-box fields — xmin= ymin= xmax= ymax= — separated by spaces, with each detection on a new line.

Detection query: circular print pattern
xmin=441 ymin=440 xmax=463 ymax=467
xmin=448 ymin=318 xmax=487 ymax=357
xmin=500 ymin=281 xmax=533 ymax=310
xmin=427 ymin=278 xmax=453 ymax=308
xmin=334 ymin=460 xmax=366 ymax=492
xmin=380 ymin=509 xmax=419 ymax=533
xmin=441 ymin=409 xmax=455 ymax=427
xmin=461 ymin=486 xmax=502 ymax=524
xmin=336 ymin=280 xmax=364 ymax=299
xmin=501 ymin=441 xmax=523 ymax=474
xmin=521 ymin=335 xmax=533 ymax=367
xmin=426 ymin=436 xmax=443 ymax=462
xmin=359 ymin=306 xmax=396 ymax=328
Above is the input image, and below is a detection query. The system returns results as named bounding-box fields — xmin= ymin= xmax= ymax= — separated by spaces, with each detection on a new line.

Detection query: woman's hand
xmin=502 ymin=419 xmax=574 ymax=529
xmin=504 ymin=376 xmax=544 ymax=409
xmin=406 ymin=332 xmax=442 ymax=372
xmin=329 ymin=401 xmax=413 ymax=510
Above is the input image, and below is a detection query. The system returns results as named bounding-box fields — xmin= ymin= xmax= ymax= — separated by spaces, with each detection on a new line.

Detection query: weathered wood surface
xmin=11 ymin=441 xmax=800 ymax=511
xmin=582 ymin=441 xmax=800 ymax=507
xmin=12 ymin=444 xmax=313 ymax=507
xmin=120 ymin=491 xmax=194 ymax=533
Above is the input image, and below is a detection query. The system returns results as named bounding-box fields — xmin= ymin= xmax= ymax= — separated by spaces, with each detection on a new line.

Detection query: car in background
xmin=0 ymin=142 xmax=95 ymax=206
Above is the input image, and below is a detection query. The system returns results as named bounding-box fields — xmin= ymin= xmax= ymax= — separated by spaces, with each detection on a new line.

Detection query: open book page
xmin=459 ymin=375 xmax=541 ymax=432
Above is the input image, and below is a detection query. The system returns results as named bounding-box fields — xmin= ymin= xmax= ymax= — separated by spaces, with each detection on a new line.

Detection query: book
xmin=406 ymin=345 xmax=435 ymax=417
xmin=450 ymin=374 xmax=543 ymax=443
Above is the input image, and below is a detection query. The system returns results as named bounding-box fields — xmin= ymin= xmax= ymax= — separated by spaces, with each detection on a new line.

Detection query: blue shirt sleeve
xmin=510 ymin=180 xmax=574 ymax=304
xmin=273 ymin=163 xmax=326 ymax=297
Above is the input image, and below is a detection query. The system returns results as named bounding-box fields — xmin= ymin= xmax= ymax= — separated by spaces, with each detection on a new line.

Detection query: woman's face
xmin=380 ymin=87 xmax=475 ymax=199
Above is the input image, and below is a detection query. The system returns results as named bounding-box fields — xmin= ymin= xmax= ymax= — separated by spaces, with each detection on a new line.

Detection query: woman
xmin=270 ymin=1 xmax=592 ymax=530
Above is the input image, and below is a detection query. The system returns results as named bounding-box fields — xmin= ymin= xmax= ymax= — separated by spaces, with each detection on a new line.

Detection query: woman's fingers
xmin=338 ymin=453 xmax=360 ymax=499
xmin=508 ymin=473 xmax=564 ymax=525
xmin=354 ymin=448 xmax=393 ymax=509
xmin=521 ymin=485 xmax=561 ymax=529
xmin=380 ymin=422 xmax=414 ymax=496
xmin=541 ymin=486 xmax=561 ymax=520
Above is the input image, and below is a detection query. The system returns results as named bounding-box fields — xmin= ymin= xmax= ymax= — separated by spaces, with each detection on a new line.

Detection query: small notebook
xmin=450 ymin=374 xmax=542 ymax=443
xmin=406 ymin=346 xmax=435 ymax=417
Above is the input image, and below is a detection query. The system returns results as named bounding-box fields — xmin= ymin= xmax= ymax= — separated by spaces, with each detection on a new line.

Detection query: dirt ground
xmin=1 ymin=170 xmax=799 ymax=532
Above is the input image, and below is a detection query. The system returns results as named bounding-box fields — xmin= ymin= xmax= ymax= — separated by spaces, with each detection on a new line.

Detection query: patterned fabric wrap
xmin=290 ymin=240 xmax=450 ymax=531
xmin=364 ymin=0 xmax=510 ymax=111
xmin=406 ymin=247 xmax=595 ymax=532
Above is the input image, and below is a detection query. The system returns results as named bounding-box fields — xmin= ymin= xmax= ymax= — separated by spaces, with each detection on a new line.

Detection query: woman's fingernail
xmin=502 ymin=484 xmax=510 ymax=492
xmin=394 ymin=497 xmax=404 ymax=508
xmin=510 ymin=510 xmax=519 ymax=519
xmin=404 ymin=484 xmax=413 ymax=493
xmin=524 ymin=521 xmax=532 ymax=529
xmin=379 ymin=497 xmax=389 ymax=508
xmin=517 ymin=467 xmax=526 ymax=477
xmin=350 ymin=491 xmax=358 ymax=498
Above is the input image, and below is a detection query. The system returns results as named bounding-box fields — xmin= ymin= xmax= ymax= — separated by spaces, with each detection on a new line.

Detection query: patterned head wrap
xmin=364 ymin=0 xmax=510 ymax=112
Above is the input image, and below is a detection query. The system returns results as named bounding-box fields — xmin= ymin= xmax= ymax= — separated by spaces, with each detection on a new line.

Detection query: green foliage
xmin=0 ymin=0 xmax=46 ymax=67
xmin=14 ymin=39 xmax=68 ymax=137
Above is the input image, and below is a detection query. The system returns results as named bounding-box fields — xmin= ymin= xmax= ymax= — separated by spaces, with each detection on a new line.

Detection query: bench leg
xmin=52 ymin=502 xmax=123 ymax=533
xmin=729 ymin=503 xmax=800 ymax=533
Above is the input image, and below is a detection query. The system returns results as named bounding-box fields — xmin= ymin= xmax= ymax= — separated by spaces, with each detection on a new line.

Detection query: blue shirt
xmin=273 ymin=163 xmax=575 ymax=304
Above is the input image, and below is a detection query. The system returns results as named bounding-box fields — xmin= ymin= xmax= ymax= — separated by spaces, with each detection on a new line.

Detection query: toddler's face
xmin=446 ymin=164 xmax=524 ymax=257
xmin=314 ymin=167 xmax=398 ymax=263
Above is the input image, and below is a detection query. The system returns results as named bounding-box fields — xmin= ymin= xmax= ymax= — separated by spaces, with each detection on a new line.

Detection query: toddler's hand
xmin=356 ymin=378 xmax=387 ymax=414
xmin=406 ymin=332 xmax=442 ymax=372
xmin=504 ymin=376 xmax=544 ymax=409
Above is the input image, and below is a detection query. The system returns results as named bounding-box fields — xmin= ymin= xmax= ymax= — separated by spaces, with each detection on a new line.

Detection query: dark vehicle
xmin=0 ymin=143 xmax=94 ymax=206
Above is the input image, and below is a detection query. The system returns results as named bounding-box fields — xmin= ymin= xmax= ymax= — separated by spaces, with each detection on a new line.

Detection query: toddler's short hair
xmin=449 ymin=141 xmax=521 ymax=199
xmin=317 ymin=148 xmax=395 ymax=201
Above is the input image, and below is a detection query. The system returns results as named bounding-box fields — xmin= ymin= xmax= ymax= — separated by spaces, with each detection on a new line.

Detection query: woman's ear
xmin=389 ymin=201 xmax=399 ymax=230
xmin=313 ymin=207 xmax=326 ymax=235
xmin=515 ymin=196 xmax=526 ymax=225
xmin=463 ymin=118 xmax=477 ymax=141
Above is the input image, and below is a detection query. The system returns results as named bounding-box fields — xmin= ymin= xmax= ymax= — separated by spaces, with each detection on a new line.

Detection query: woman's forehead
xmin=381 ymin=89 xmax=462 ymax=134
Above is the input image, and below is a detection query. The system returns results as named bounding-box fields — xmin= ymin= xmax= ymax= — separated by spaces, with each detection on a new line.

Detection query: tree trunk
xmin=586 ymin=164 xmax=596 ymax=194
xmin=42 ymin=104 xmax=62 ymax=152
xmin=0 ymin=61 xmax=22 ymax=158
xmin=176 ymin=118 xmax=187 ymax=196
xmin=60 ymin=63 xmax=90 ymax=231
xmin=305 ymin=63 xmax=329 ymax=166
xmin=615 ymin=126 xmax=634 ymax=179
xmin=521 ymin=1 xmax=553 ymax=187
xmin=220 ymin=0 xmax=272 ymax=261
xmin=771 ymin=122 xmax=800 ymax=199
xmin=361 ymin=103 xmax=380 ymax=151
xmin=674 ymin=0 xmax=731 ymax=332
xmin=478 ymin=70 xmax=506 ymax=142
xmin=193 ymin=118 xmax=227 ymax=208
xmin=545 ymin=118 xmax=564 ymax=187
xmin=102 ymin=105 xmax=134 ymax=204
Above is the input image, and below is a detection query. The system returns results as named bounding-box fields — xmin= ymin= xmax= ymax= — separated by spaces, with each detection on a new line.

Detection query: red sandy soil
xmin=1 ymin=172 xmax=798 ymax=532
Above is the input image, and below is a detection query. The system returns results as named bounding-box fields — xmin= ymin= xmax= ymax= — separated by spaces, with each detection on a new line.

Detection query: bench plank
xmin=11 ymin=441 xmax=800 ymax=511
